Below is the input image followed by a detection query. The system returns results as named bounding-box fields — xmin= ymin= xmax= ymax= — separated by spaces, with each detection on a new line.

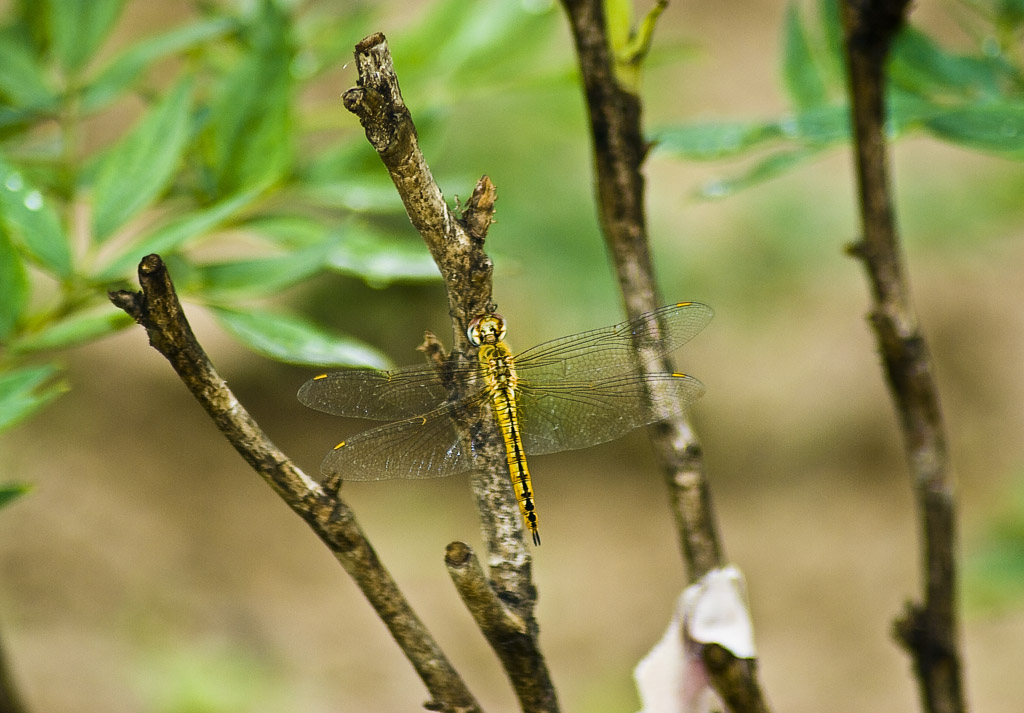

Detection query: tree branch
xmin=558 ymin=0 xmax=721 ymax=581
xmin=558 ymin=2 xmax=769 ymax=710
xmin=342 ymin=32 xmax=494 ymax=338
xmin=446 ymin=543 xmax=558 ymax=713
xmin=342 ymin=32 xmax=558 ymax=711
xmin=109 ymin=255 xmax=480 ymax=713
xmin=840 ymin=4 xmax=966 ymax=713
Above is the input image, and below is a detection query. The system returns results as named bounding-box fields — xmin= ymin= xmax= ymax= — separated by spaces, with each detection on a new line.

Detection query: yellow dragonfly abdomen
xmin=469 ymin=314 xmax=541 ymax=545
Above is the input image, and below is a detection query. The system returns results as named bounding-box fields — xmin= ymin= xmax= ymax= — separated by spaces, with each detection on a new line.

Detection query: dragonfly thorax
xmin=477 ymin=342 xmax=518 ymax=390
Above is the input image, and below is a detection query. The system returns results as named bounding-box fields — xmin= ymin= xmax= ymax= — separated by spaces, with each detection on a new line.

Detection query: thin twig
xmin=558 ymin=2 xmax=770 ymax=710
xmin=343 ymin=33 xmax=559 ymax=712
xmin=558 ymin=0 xmax=721 ymax=581
xmin=342 ymin=33 xmax=494 ymax=337
xmin=841 ymin=4 xmax=966 ymax=713
xmin=109 ymin=255 xmax=480 ymax=713
xmin=446 ymin=543 xmax=558 ymax=713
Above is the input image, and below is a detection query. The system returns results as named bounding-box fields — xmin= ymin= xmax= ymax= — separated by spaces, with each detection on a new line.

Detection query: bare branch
xmin=446 ymin=543 xmax=558 ymax=713
xmin=840 ymin=3 xmax=966 ymax=713
xmin=344 ymin=31 xmax=530 ymax=587
xmin=557 ymin=2 xmax=772 ymax=710
xmin=343 ymin=32 xmax=493 ymax=339
xmin=701 ymin=645 xmax=771 ymax=713
xmin=558 ymin=0 xmax=722 ymax=580
xmin=342 ymin=32 xmax=559 ymax=710
xmin=109 ymin=255 xmax=480 ymax=713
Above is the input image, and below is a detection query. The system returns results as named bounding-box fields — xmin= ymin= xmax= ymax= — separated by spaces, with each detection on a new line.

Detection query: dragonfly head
xmin=467 ymin=313 xmax=506 ymax=346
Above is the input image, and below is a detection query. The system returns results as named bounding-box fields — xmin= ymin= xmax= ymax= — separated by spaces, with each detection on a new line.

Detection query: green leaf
xmin=818 ymin=0 xmax=846 ymax=86
xmin=47 ymin=0 xmax=126 ymax=71
xmin=187 ymin=243 xmax=331 ymax=298
xmin=9 ymin=308 xmax=133 ymax=353
xmin=201 ymin=1 xmax=294 ymax=196
xmin=301 ymin=138 xmax=379 ymax=184
xmin=964 ymin=479 xmax=1024 ymax=610
xmin=967 ymin=539 xmax=1024 ymax=610
xmin=782 ymin=2 xmax=829 ymax=110
xmin=890 ymin=27 xmax=1009 ymax=101
xmin=0 ymin=483 xmax=32 ymax=510
xmin=12 ymin=2 xmax=47 ymax=59
xmin=393 ymin=0 xmax=561 ymax=99
xmin=292 ymin=5 xmax=376 ymax=80
xmin=0 ymin=156 xmax=72 ymax=278
xmin=326 ymin=226 xmax=440 ymax=286
xmin=391 ymin=0 xmax=472 ymax=77
xmin=241 ymin=214 xmax=328 ymax=248
xmin=651 ymin=121 xmax=783 ymax=160
xmin=240 ymin=214 xmax=439 ymax=286
xmin=995 ymin=0 xmax=1024 ymax=27
xmin=657 ymin=95 xmax=928 ymax=197
xmin=80 ymin=18 xmax=237 ymax=114
xmin=0 ymin=363 xmax=66 ymax=434
xmin=0 ymin=106 xmax=42 ymax=133
xmin=696 ymin=146 xmax=827 ymax=199
xmin=0 ymin=27 xmax=54 ymax=107
xmin=923 ymin=102 xmax=1024 ymax=156
xmin=90 ymin=78 xmax=193 ymax=243
xmin=296 ymin=178 xmax=407 ymax=214
xmin=96 ymin=189 xmax=260 ymax=281
xmin=0 ymin=226 xmax=29 ymax=340
xmin=210 ymin=306 xmax=390 ymax=368
xmin=781 ymin=104 xmax=851 ymax=145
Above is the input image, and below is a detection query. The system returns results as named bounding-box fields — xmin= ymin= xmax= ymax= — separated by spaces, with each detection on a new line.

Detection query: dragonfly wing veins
xmin=298 ymin=366 xmax=452 ymax=421
xmin=516 ymin=371 xmax=705 ymax=455
xmin=511 ymin=302 xmax=713 ymax=383
xmin=319 ymin=395 xmax=490 ymax=484
xmin=299 ymin=301 xmax=713 ymax=545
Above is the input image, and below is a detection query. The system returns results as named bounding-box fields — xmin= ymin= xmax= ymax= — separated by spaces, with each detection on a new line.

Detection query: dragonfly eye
xmin=467 ymin=313 xmax=507 ymax=345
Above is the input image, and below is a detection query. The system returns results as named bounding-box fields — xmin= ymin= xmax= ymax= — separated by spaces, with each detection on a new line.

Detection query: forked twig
xmin=109 ymin=255 xmax=480 ymax=713
xmin=841 ymin=3 xmax=966 ymax=713
xmin=445 ymin=543 xmax=558 ymax=713
xmin=342 ymin=33 xmax=559 ymax=712
xmin=342 ymin=33 xmax=494 ymax=336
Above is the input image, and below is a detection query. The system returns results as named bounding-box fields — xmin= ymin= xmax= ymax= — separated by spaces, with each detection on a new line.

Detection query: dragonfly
xmin=298 ymin=301 xmax=713 ymax=546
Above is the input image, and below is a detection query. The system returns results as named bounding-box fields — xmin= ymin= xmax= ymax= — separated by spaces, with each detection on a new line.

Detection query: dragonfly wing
xmin=518 ymin=372 xmax=705 ymax=455
xmin=298 ymin=365 xmax=453 ymax=420
xmin=513 ymin=302 xmax=713 ymax=383
xmin=320 ymin=399 xmax=485 ymax=481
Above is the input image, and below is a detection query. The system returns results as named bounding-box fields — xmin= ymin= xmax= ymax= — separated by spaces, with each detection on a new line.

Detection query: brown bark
xmin=558 ymin=2 xmax=770 ymax=711
xmin=110 ymin=256 xmax=481 ymax=713
xmin=841 ymin=4 xmax=966 ymax=713
xmin=342 ymin=33 xmax=558 ymax=712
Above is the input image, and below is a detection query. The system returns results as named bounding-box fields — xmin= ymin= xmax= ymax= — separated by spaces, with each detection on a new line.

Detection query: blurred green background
xmin=2 ymin=0 xmax=1024 ymax=711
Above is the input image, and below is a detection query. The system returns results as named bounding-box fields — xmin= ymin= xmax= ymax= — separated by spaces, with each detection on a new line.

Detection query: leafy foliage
xmin=0 ymin=0 xmax=563 ymax=441
xmin=652 ymin=0 xmax=1024 ymax=198
xmin=0 ymin=482 xmax=32 ymax=511
xmin=965 ymin=475 xmax=1024 ymax=611
xmin=90 ymin=77 xmax=194 ymax=243
xmin=210 ymin=306 xmax=390 ymax=369
xmin=0 ymin=363 xmax=65 ymax=434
